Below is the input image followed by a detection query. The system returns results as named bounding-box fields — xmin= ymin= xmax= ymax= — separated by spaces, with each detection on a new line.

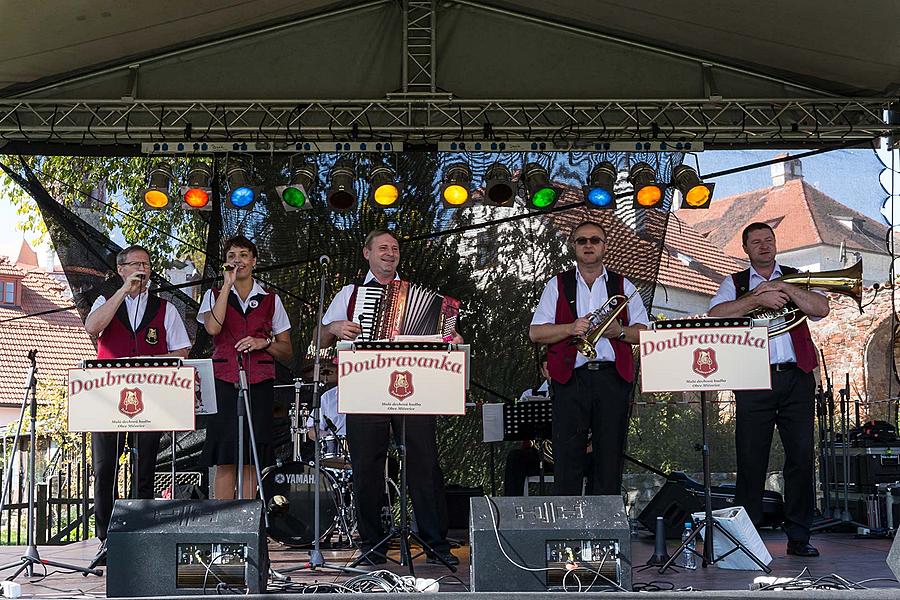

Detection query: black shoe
xmin=426 ymin=550 xmax=459 ymax=566
xmin=89 ymin=540 xmax=107 ymax=568
xmin=786 ymin=541 xmax=819 ymax=557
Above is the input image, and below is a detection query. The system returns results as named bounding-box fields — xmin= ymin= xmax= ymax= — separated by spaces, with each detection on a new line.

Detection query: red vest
xmin=731 ymin=267 xmax=819 ymax=373
xmin=210 ymin=287 xmax=277 ymax=384
xmin=97 ymin=294 xmax=169 ymax=359
xmin=546 ymin=269 xmax=635 ymax=385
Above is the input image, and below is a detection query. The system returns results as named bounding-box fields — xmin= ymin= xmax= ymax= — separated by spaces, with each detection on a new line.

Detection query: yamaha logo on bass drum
xmin=274 ymin=472 xmax=317 ymax=485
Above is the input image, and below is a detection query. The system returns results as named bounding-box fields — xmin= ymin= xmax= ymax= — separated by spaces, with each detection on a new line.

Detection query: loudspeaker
xmin=470 ymin=495 xmax=631 ymax=592
xmin=888 ymin=529 xmax=900 ymax=581
xmin=107 ymin=499 xmax=267 ymax=597
xmin=638 ymin=480 xmax=703 ymax=539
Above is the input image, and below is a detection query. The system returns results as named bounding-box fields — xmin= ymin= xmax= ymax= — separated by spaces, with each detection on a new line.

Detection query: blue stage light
xmin=230 ymin=186 xmax=255 ymax=207
xmin=587 ymin=187 xmax=613 ymax=207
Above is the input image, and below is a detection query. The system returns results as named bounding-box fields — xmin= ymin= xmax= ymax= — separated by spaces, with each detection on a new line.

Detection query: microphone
xmin=223 ymin=264 xmax=235 ymax=272
xmin=320 ymin=255 xmax=330 ymax=265
xmin=135 ymin=273 xmax=146 ymax=280
xmin=323 ymin=415 xmax=340 ymax=437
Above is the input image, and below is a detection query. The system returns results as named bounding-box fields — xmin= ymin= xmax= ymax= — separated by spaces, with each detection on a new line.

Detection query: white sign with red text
xmin=640 ymin=326 xmax=771 ymax=392
xmin=338 ymin=350 xmax=466 ymax=415
xmin=67 ymin=367 xmax=197 ymax=432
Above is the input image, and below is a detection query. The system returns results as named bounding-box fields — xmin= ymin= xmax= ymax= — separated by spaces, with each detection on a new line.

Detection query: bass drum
xmin=261 ymin=462 xmax=339 ymax=546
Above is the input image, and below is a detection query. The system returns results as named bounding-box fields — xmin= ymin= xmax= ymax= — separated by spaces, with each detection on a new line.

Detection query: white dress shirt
xmin=322 ymin=270 xmax=401 ymax=326
xmin=519 ymin=380 xmax=550 ymax=401
xmin=90 ymin=292 xmax=192 ymax=352
xmin=531 ymin=266 xmax=650 ymax=369
xmin=196 ymin=279 xmax=291 ymax=335
xmin=710 ymin=262 xmax=823 ymax=365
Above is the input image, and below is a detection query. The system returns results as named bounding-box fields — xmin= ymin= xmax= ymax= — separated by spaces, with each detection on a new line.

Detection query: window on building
xmin=2 ymin=281 xmax=14 ymax=305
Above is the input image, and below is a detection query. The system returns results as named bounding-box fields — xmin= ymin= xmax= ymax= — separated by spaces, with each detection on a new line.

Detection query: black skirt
xmin=201 ymin=378 xmax=275 ymax=468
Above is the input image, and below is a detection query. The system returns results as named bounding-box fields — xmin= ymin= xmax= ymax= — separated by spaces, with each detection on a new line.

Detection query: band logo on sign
xmin=389 ymin=370 xmax=414 ymax=400
xmin=692 ymin=347 xmax=718 ymax=378
xmin=119 ymin=387 xmax=144 ymax=417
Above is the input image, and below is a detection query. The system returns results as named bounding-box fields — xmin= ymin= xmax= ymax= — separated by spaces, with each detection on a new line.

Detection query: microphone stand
xmin=235 ymin=351 xmax=268 ymax=527
xmin=281 ymin=255 xmax=366 ymax=576
xmin=0 ymin=351 xmax=102 ymax=579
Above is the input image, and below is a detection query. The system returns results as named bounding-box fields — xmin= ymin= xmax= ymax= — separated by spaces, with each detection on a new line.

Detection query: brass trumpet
xmin=747 ymin=260 xmax=863 ymax=337
xmin=571 ymin=292 xmax=635 ymax=359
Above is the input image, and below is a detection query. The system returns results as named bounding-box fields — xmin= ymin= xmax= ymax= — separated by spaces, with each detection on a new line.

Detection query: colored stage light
xmin=483 ymin=163 xmax=514 ymax=206
xmin=181 ymin=162 xmax=212 ymax=210
xmin=368 ymin=164 xmax=400 ymax=207
xmin=277 ymin=162 xmax=317 ymax=211
xmin=673 ymin=165 xmax=714 ymax=209
xmin=584 ymin=162 xmax=618 ymax=208
xmin=441 ymin=163 xmax=472 ymax=207
xmin=522 ymin=162 xmax=559 ymax=209
xmin=327 ymin=160 xmax=358 ymax=211
xmin=628 ymin=162 xmax=663 ymax=208
xmin=142 ymin=163 xmax=173 ymax=209
xmin=226 ymin=161 xmax=258 ymax=209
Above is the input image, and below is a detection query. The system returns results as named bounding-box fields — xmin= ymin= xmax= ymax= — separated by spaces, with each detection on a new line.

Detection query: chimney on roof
xmin=771 ymin=154 xmax=803 ymax=187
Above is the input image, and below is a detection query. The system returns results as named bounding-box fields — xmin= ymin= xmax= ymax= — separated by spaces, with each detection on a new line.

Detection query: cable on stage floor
xmin=751 ymin=567 xmax=899 ymax=591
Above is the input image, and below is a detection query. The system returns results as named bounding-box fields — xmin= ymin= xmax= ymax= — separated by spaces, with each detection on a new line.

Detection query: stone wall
xmin=808 ymin=285 xmax=899 ymax=423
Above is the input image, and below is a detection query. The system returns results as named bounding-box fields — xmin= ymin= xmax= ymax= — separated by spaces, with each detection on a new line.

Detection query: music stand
xmin=504 ymin=399 xmax=553 ymax=492
xmin=641 ymin=318 xmax=772 ymax=574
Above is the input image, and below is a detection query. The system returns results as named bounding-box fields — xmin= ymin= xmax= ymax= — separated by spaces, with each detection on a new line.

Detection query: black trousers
xmin=550 ymin=366 xmax=632 ymax=496
xmin=346 ymin=414 xmax=449 ymax=554
xmin=734 ymin=368 xmax=816 ymax=543
xmin=91 ymin=430 xmax=162 ymax=540
xmin=503 ymin=446 xmax=595 ymax=496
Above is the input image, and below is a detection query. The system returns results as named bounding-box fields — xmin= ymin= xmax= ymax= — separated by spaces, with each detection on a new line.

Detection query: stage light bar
xmin=584 ymin=162 xmax=618 ymax=209
xmin=673 ymin=165 xmax=714 ymax=209
xmin=327 ymin=160 xmax=358 ymax=211
xmin=368 ymin=164 xmax=400 ymax=207
xmin=441 ymin=163 xmax=472 ymax=207
xmin=142 ymin=163 xmax=173 ymax=209
xmin=483 ymin=163 xmax=515 ymax=206
xmin=180 ymin=162 xmax=212 ymax=211
xmin=522 ymin=163 xmax=559 ymax=209
xmin=226 ymin=161 xmax=259 ymax=209
xmin=277 ymin=162 xmax=317 ymax=211
xmin=628 ymin=162 xmax=663 ymax=208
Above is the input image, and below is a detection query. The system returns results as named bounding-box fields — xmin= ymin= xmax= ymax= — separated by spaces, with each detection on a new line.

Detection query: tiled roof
xmin=0 ymin=257 xmax=94 ymax=405
xmin=545 ymin=188 xmax=744 ymax=295
xmin=675 ymin=178 xmax=890 ymax=258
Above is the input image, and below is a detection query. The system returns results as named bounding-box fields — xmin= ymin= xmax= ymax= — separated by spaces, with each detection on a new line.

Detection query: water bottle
xmin=679 ymin=521 xmax=697 ymax=570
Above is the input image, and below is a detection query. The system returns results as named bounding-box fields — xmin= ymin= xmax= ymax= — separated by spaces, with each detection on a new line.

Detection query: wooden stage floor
xmin=0 ymin=529 xmax=897 ymax=596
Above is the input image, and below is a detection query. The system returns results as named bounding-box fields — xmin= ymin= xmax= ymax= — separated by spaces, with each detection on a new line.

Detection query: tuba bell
xmin=746 ymin=260 xmax=863 ymax=337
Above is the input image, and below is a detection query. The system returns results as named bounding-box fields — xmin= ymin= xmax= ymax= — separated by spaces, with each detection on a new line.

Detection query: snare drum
xmin=261 ymin=462 xmax=339 ymax=546
xmin=319 ymin=435 xmax=351 ymax=470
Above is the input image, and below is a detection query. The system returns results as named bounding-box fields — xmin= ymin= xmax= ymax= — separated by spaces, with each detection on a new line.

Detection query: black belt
xmin=771 ymin=363 xmax=797 ymax=372
xmin=579 ymin=361 xmax=616 ymax=371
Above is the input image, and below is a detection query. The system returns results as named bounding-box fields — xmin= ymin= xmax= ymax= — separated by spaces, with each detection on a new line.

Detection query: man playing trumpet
xmin=709 ymin=222 xmax=830 ymax=557
xmin=529 ymin=221 xmax=649 ymax=496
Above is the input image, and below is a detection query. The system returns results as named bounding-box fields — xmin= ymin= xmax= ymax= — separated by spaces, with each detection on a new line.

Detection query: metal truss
xmin=403 ymin=1 xmax=435 ymax=93
xmin=0 ymin=98 xmax=895 ymax=149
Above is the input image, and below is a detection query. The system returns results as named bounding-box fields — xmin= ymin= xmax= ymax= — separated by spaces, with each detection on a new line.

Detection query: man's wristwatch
xmin=264 ymin=335 xmax=274 ymax=349
xmin=617 ymin=324 xmax=627 ymax=340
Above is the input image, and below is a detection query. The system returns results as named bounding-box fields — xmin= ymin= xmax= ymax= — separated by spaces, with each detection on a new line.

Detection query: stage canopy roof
xmin=1 ymin=0 xmax=899 ymax=150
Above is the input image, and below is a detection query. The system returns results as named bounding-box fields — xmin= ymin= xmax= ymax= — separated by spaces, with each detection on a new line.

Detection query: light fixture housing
xmin=142 ymin=163 xmax=173 ymax=209
xmin=225 ymin=161 xmax=259 ymax=209
xmin=326 ymin=160 xmax=358 ymax=211
xmin=628 ymin=162 xmax=663 ymax=208
xmin=368 ymin=164 xmax=400 ymax=207
xmin=522 ymin=162 xmax=559 ymax=209
xmin=440 ymin=163 xmax=472 ymax=207
xmin=180 ymin=162 xmax=212 ymax=211
xmin=483 ymin=162 xmax=515 ymax=206
xmin=673 ymin=164 xmax=714 ymax=209
xmin=583 ymin=161 xmax=618 ymax=209
xmin=277 ymin=162 xmax=318 ymax=211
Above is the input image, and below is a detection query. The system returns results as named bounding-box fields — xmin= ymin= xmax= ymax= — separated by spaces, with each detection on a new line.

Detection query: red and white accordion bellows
xmin=351 ymin=280 xmax=460 ymax=341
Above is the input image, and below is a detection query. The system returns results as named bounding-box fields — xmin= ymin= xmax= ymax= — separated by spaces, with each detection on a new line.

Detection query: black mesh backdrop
xmin=4 ymin=151 xmax=682 ymax=488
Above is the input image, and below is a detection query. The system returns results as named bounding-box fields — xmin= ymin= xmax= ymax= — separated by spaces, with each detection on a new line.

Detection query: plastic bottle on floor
xmin=679 ymin=521 xmax=698 ymax=570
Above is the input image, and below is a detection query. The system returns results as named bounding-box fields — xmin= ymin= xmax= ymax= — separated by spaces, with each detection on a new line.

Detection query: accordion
xmin=351 ymin=280 xmax=461 ymax=342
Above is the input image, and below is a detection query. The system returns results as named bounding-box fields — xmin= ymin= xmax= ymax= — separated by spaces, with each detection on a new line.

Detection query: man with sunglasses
xmin=84 ymin=245 xmax=192 ymax=567
xmin=529 ymin=221 xmax=648 ymax=496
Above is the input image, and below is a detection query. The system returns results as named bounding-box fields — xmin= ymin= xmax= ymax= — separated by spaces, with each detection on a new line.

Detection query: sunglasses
xmin=573 ymin=236 xmax=606 ymax=246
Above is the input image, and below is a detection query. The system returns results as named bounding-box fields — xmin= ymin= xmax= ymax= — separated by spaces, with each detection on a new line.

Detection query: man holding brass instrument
xmin=709 ymin=222 xmax=831 ymax=558
xmin=529 ymin=221 xmax=648 ymax=496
